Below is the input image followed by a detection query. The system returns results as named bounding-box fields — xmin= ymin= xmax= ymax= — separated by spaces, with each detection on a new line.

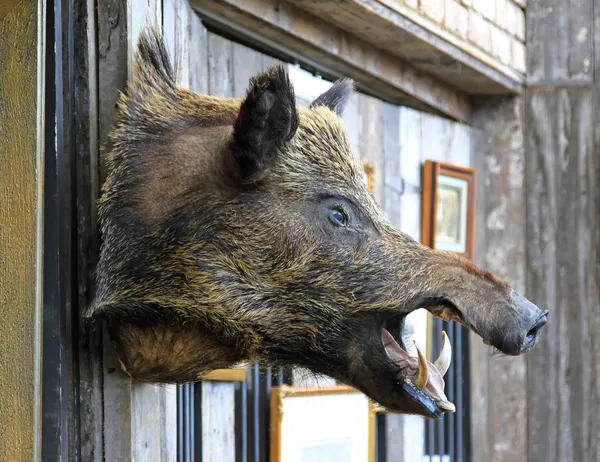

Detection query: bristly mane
xmin=110 ymin=28 xmax=241 ymax=155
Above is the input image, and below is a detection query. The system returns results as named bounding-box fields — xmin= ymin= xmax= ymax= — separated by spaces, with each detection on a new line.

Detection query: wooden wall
xmin=469 ymin=1 xmax=600 ymax=460
xmin=0 ymin=2 xmax=42 ymax=461
xmin=525 ymin=0 xmax=599 ymax=460
xmin=470 ymin=96 xmax=528 ymax=461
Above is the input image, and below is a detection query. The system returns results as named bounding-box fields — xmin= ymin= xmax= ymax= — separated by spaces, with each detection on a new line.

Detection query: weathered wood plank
xmin=469 ymin=116 xmax=491 ymax=462
xmin=190 ymin=0 xmax=471 ymax=122
xmin=525 ymin=87 xmax=597 ymax=462
xmin=208 ymin=32 xmax=233 ymax=98
xmin=382 ymin=102 xmax=401 ymax=228
xmin=232 ymin=42 xmax=265 ymax=98
xmin=471 ymin=95 xmax=527 ymax=462
xmin=0 ymin=2 xmax=41 ymax=460
xmin=341 ymin=92 xmax=362 ymax=157
xmin=592 ymin=8 xmax=600 ymax=460
xmin=202 ymin=383 xmax=236 ymax=462
xmin=398 ymin=107 xmax=422 ymax=242
xmin=77 ymin=0 xmax=108 ymax=458
xmin=359 ymin=95 xmax=385 ymax=207
xmin=287 ymin=0 xmax=524 ymax=94
xmin=98 ymin=0 xmax=134 ymax=457
xmin=527 ymin=0 xmax=593 ymax=85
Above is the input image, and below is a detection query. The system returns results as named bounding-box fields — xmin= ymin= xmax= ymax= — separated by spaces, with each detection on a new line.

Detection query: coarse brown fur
xmin=89 ymin=29 xmax=547 ymax=418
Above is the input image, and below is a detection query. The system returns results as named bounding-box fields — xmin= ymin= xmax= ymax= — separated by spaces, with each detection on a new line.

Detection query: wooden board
xmin=287 ymin=0 xmax=524 ymax=94
xmin=470 ymin=95 xmax=527 ymax=462
xmin=189 ymin=0 xmax=471 ymax=122
xmin=525 ymin=87 xmax=598 ymax=462
xmin=0 ymin=2 xmax=42 ymax=460
xmin=527 ymin=0 xmax=593 ymax=85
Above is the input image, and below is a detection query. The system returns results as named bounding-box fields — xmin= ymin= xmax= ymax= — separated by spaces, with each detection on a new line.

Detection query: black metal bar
xmin=436 ymin=320 xmax=445 ymax=458
xmin=376 ymin=414 xmax=387 ymax=462
xmin=456 ymin=326 xmax=464 ymax=462
xmin=194 ymin=382 xmax=203 ymax=462
xmin=251 ymin=364 xmax=260 ymax=462
xmin=186 ymin=385 xmax=193 ymax=461
xmin=235 ymin=378 xmax=248 ymax=462
xmin=258 ymin=367 xmax=271 ymax=462
xmin=178 ymin=386 xmax=184 ymax=462
xmin=446 ymin=322 xmax=455 ymax=461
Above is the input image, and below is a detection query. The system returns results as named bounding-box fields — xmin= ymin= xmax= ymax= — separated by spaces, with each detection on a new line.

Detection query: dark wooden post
xmin=526 ymin=1 xmax=599 ymax=460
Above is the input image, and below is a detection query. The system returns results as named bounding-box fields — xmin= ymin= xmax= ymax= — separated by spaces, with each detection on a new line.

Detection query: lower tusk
xmin=433 ymin=331 xmax=452 ymax=377
xmin=413 ymin=341 xmax=429 ymax=390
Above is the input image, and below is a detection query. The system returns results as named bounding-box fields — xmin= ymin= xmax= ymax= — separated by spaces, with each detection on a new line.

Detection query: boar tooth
xmin=433 ymin=331 xmax=451 ymax=377
xmin=413 ymin=341 xmax=428 ymax=390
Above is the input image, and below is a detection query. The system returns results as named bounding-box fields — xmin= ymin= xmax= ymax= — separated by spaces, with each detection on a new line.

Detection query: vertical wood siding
xmin=470 ymin=96 xmax=528 ymax=462
xmin=526 ymin=0 xmax=599 ymax=461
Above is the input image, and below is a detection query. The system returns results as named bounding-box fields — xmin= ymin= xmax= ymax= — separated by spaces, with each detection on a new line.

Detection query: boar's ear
xmin=231 ymin=65 xmax=299 ymax=183
xmin=309 ymin=78 xmax=355 ymax=116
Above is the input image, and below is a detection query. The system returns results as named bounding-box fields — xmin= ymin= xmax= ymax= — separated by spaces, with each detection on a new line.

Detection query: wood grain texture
xmin=359 ymin=96 xmax=385 ymax=207
xmin=382 ymin=102 xmax=402 ymax=228
xmin=592 ymin=7 xmax=600 ymax=460
xmin=471 ymin=96 xmax=528 ymax=462
xmin=525 ymin=87 xmax=597 ymax=462
xmin=98 ymin=0 xmax=134 ymax=458
xmin=75 ymin=0 xmax=105 ymax=459
xmin=202 ymin=383 xmax=236 ymax=462
xmin=0 ymin=2 xmax=41 ymax=460
xmin=190 ymin=0 xmax=471 ymax=121
xmin=287 ymin=0 xmax=524 ymax=94
xmin=527 ymin=0 xmax=593 ymax=85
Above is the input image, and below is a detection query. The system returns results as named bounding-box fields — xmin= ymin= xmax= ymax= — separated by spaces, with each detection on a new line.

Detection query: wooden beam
xmin=471 ymin=95 xmax=528 ymax=462
xmin=525 ymin=86 xmax=597 ymax=462
xmin=0 ymin=1 xmax=42 ymax=460
xmin=526 ymin=0 xmax=598 ymax=460
xmin=286 ymin=0 xmax=524 ymax=95
xmin=191 ymin=0 xmax=471 ymax=122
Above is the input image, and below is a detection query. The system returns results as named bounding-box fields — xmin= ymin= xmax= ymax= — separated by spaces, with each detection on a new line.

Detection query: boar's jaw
xmin=381 ymin=323 xmax=455 ymax=416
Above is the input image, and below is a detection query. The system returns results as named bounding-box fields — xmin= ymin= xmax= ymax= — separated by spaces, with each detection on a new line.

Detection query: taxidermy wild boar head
xmin=89 ymin=29 xmax=548 ymax=419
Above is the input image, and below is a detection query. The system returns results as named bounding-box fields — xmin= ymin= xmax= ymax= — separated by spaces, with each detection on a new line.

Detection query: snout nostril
xmin=521 ymin=314 xmax=548 ymax=353
xmin=526 ymin=325 xmax=541 ymax=341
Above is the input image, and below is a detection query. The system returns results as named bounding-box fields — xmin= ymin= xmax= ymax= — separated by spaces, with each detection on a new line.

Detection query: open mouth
xmin=381 ymin=313 xmax=455 ymax=418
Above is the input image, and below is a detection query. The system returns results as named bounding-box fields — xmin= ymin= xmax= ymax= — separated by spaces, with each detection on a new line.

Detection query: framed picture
xmin=421 ymin=161 xmax=476 ymax=260
xmin=201 ymin=364 xmax=247 ymax=382
xmin=270 ymin=385 xmax=376 ymax=462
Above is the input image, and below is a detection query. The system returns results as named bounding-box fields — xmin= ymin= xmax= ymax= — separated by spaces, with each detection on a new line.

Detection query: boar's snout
xmin=489 ymin=291 xmax=549 ymax=355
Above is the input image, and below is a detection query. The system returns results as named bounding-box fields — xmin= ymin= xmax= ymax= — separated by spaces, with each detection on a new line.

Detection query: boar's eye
xmin=328 ymin=208 xmax=349 ymax=227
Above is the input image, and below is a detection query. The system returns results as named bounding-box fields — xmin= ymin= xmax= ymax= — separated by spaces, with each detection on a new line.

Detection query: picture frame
xmin=270 ymin=385 xmax=376 ymax=462
xmin=201 ymin=364 xmax=247 ymax=382
xmin=421 ymin=161 xmax=476 ymax=359
xmin=421 ymin=161 xmax=476 ymax=260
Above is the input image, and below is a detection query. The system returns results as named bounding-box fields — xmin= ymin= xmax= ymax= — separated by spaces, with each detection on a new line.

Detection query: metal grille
xmin=178 ymin=365 xmax=392 ymax=462
xmin=177 ymin=365 xmax=291 ymax=462
xmin=424 ymin=319 xmax=471 ymax=462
